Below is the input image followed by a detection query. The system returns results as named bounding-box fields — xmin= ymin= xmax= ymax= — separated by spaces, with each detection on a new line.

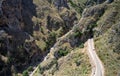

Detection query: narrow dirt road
xmin=87 ymin=38 xmax=104 ymax=76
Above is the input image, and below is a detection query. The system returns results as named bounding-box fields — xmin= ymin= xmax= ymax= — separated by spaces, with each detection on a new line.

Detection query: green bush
xmin=74 ymin=31 xmax=82 ymax=38
xmin=38 ymin=65 xmax=43 ymax=74
xmin=69 ymin=0 xmax=83 ymax=13
xmin=58 ymin=49 xmax=68 ymax=57
xmin=79 ymin=43 xmax=84 ymax=48
xmin=22 ymin=70 xmax=29 ymax=76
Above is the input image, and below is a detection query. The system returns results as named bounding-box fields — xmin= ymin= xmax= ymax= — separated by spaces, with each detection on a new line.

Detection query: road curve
xmin=87 ymin=38 xmax=104 ymax=76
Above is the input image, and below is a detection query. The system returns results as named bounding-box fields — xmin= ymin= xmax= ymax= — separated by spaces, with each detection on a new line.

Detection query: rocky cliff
xmin=0 ymin=0 xmax=78 ymax=75
xmin=0 ymin=0 xmax=41 ymax=75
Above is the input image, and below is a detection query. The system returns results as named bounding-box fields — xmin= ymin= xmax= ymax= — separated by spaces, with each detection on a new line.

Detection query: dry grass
xmin=94 ymin=1 xmax=120 ymax=76
xmin=95 ymin=35 xmax=120 ymax=76
xmin=33 ymin=43 xmax=91 ymax=76
xmin=35 ymin=39 xmax=47 ymax=51
xmin=54 ymin=48 xmax=91 ymax=76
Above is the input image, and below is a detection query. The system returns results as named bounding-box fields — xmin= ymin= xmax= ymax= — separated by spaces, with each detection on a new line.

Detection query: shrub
xmin=22 ymin=70 xmax=29 ymax=76
xmin=79 ymin=43 xmax=84 ymax=48
xmin=69 ymin=0 xmax=83 ymax=13
xmin=38 ymin=65 xmax=43 ymax=74
xmin=58 ymin=49 xmax=68 ymax=57
xmin=74 ymin=31 xmax=82 ymax=38
xmin=75 ymin=59 xmax=81 ymax=66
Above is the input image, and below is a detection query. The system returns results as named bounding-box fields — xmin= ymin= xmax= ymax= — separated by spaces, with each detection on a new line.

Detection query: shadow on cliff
xmin=0 ymin=0 xmax=45 ymax=75
xmin=16 ymin=0 xmax=44 ymax=72
xmin=21 ymin=0 xmax=37 ymax=35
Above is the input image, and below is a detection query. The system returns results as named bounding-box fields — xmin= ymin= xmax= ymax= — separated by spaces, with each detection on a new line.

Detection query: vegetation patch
xmin=57 ymin=49 xmax=69 ymax=57
xmin=79 ymin=43 xmax=84 ymax=48
xmin=22 ymin=70 xmax=29 ymax=76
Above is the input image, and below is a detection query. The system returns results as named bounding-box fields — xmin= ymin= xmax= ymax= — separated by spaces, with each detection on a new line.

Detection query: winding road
xmin=87 ymin=38 xmax=104 ymax=76
xmin=29 ymin=6 xmax=105 ymax=75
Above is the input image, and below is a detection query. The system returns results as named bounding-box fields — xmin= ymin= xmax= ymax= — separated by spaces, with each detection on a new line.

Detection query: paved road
xmin=87 ymin=38 xmax=104 ymax=76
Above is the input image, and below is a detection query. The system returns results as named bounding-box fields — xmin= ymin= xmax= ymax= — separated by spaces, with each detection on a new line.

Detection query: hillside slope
xmin=94 ymin=0 xmax=120 ymax=76
xmin=0 ymin=0 xmax=119 ymax=76
xmin=32 ymin=0 xmax=120 ymax=76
